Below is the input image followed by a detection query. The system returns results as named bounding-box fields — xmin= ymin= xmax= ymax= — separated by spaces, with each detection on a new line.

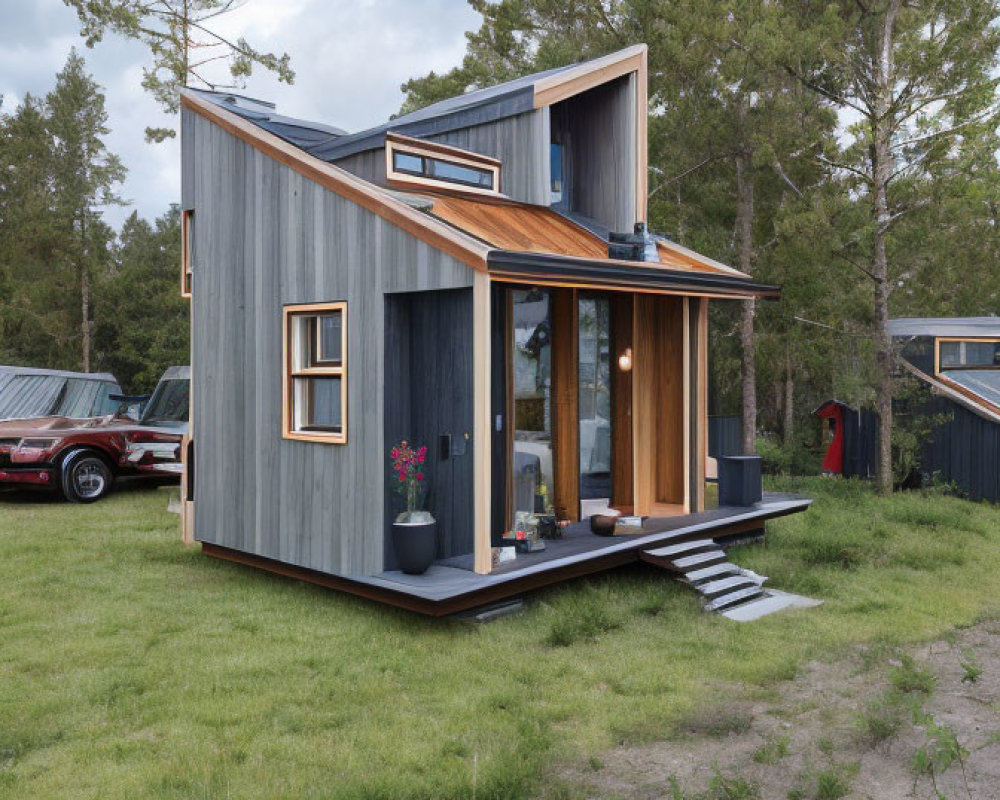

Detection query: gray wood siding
xmin=330 ymin=149 xmax=387 ymax=187
xmin=185 ymin=111 xmax=474 ymax=578
xmin=552 ymin=76 xmax=637 ymax=232
xmin=428 ymin=109 xmax=550 ymax=206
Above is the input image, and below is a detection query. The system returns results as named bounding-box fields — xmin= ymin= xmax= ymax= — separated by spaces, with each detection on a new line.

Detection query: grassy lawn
xmin=2 ymin=479 xmax=1000 ymax=798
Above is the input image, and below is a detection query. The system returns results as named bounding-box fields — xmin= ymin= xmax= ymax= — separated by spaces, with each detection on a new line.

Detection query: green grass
xmin=2 ymin=477 xmax=1000 ymax=798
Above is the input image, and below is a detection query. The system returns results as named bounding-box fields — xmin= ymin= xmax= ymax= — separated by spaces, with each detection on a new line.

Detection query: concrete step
xmin=698 ymin=575 xmax=761 ymax=598
xmin=720 ymin=590 xmax=824 ymax=622
xmin=643 ymin=539 xmax=718 ymax=559
xmin=685 ymin=562 xmax=743 ymax=585
xmin=671 ymin=550 xmax=728 ymax=570
xmin=703 ymin=585 xmax=766 ymax=613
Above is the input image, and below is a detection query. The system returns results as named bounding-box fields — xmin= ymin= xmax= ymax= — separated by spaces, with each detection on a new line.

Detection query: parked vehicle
xmin=0 ymin=367 xmax=121 ymax=422
xmin=0 ymin=366 xmax=189 ymax=502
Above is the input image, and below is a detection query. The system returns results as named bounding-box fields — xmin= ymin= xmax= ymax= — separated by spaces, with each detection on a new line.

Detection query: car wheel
xmin=61 ymin=451 xmax=113 ymax=503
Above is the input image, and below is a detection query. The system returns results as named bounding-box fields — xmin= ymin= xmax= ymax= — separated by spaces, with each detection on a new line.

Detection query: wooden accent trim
xmin=936 ymin=373 xmax=1000 ymax=417
xmin=681 ymin=299 xmax=691 ymax=514
xmin=473 ymin=272 xmax=493 ymax=574
xmin=180 ymin=209 xmax=193 ymax=298
xmin=610 ymin=293 xmax=634 ymax=508
xmin=551 ymin=288 xmax=580 ymax=521
xmin=180 ymin=436 xmax=195 ymax=544
xmin=696 ymin=298 xmax=709 ymax=512
xmin=636 ymin=48 xmax=648 ymax=224
xmin=934 ymin=336 xmax=1000 ymax=375
xmin=386 ymin=132 xmax=502 ymax=167
xmin=282 ymin=302 xmax=348 ymax=444
xmin=386 ymin=133 xmax=502 ymax=197
xmin=180 ymin=90 xmax=490 ymax=272
xmin=533 ymin=44 xmax=648 ymax=108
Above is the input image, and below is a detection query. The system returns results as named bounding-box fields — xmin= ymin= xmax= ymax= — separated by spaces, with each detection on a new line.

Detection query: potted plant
xmin=389 ymin=440 xmax=436 ymax=574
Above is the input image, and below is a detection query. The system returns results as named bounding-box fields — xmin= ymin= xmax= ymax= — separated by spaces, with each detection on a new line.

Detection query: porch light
xmin=618 ymin=347 xmax=633 ymax=373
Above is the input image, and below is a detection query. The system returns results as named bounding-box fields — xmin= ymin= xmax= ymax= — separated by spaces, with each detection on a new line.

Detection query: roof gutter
xmin=487 ymin=250 xmax=781 ymax=299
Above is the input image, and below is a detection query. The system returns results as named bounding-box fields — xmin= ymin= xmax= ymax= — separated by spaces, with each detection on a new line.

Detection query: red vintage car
xmin=0 ymin=366 xmax=189 ymax=502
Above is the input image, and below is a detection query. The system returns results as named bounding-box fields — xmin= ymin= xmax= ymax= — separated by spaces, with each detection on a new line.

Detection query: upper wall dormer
xmin=323 ymin=45 xmax=648 ymax=232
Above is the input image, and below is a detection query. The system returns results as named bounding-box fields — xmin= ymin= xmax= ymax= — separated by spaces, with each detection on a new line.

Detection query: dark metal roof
xmin=188 ymin=89 xmax=347 ymax=150
xmin=307 ymin=63 xmax=577 ymax=162
xmin=487 ymin=251 xmax=780 ymax=298
xmin=0 ymin=367 xmax=120 ymax=421
xmin=889 ymin=317 xmax=1000 ymax=338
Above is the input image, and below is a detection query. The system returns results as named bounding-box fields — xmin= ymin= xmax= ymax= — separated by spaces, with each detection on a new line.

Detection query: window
xmin=283 ymin=302 xmax=348 ymax=443
xmin=181 ymin=209 xmax=193 ymax=297
xmin=385 ymin=133 xmax=501 ymax=196
xmin=550 ymin=142 xmax=564 ymax=204
xmin=939 ymin=339 xmax=1000 ymax=370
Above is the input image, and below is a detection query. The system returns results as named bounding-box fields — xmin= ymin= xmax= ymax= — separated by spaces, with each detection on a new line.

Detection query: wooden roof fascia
xmin=656 ymin=239 xmax=750 ymax=279
xmin=179 ymin=90 xmax=491 ymax=272
xmin=901 ymin=360 xmax=1000 ymax=424
xmin=531 ymin=44 xmax=648 ymax=108
xmin=385 ymin=132 xmax=503 ymax=168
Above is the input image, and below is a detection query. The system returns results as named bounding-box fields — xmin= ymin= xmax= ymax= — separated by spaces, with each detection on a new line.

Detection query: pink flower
xmin=398 ymin=473 xmax=406 ymax=482
xmin=416 ymin=473 xmax=424 ymax=482
xmin=418 ymin=453 xmax=425 ymax=463
xmin=390 ymin=448 xmax=399 ymax=458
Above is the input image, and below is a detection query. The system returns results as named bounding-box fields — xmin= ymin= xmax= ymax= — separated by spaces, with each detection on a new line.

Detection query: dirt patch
xmin=553 ymin=621 xmax=1000 ymax=799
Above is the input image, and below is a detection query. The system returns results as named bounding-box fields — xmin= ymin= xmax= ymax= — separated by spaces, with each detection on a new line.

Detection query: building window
xmin=385 ymin=133 xmax=501 ymax=195
xmin=550 ymin=142 xmax=564 ymax=204
xmin=181 ymin=209 xmax=193 ymax=297
xmin=283 ymin=302 xmax=347 ymax=443
xmin=939 ymin=339 xmax=1000 ymax=370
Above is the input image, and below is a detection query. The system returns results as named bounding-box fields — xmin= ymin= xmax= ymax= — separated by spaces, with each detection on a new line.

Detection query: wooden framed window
xmin=936 ymin=337 xmax=1000 ymax=371
xmin=283 ymin=302 xmax=348 ymax=443
xmin=181 ymin=209 xmax=193 ymax=298
xmin=385 ymin=133 xmax=501 ymax=196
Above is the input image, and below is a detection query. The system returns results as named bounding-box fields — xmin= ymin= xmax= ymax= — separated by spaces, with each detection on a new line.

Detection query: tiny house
xmin=179 ymin=46 xmax=808 ymax=614
xmin=891 ymin=317 xmax=1000 ymax=502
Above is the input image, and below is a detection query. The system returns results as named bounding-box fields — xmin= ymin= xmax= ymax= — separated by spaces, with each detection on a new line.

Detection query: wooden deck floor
xmin=203 ymin=493 xmax=811 ymax=616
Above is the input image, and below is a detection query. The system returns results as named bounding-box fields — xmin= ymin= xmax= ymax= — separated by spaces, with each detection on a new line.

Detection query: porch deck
xmin=203 ymin=493 xmax=811 ymax=616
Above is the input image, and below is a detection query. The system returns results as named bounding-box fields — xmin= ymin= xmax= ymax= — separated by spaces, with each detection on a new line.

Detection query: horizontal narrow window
xmin=939 ymin=339 xmax=1000 ymax=370
xmin=386 ymin=132 xmax=501 ymax=196
xmin=284 ymin=302 xmax=347 ymax=443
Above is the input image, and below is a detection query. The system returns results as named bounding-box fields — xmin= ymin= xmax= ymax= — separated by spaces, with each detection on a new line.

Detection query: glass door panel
xmin=579 ymin=295 xmax=612 ymax=500
xmin=512 ymin=288 xmax=555 ymax=517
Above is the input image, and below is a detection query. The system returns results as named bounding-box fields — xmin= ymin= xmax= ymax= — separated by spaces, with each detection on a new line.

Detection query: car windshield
xmin=141 ymin=379 xmax=189 ymax=425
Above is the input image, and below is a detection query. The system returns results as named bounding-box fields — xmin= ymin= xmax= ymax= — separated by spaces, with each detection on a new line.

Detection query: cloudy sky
xmin=0 ymin=0 xmax=481 ymax=229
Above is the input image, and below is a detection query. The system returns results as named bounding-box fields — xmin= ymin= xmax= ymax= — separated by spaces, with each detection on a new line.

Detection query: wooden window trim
xmin=934 ymin=336 xmax=1000 ymax=374
xmin=385 ymin=133 xmax=502 ymax=197
xmin=181 ymin=209 xmax=193 ymax=298
xmin=283 ymin=301 xmax=348 ymax=444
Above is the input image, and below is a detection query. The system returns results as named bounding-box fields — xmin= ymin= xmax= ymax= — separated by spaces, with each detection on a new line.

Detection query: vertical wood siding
xmin=330 ymin=149 xmax=388 ymax=187
xmin=551 ymin=76 xmax=637 ymax=232
xmin=428 ymin=109 xmax=550 ymax=206
xmin=186 ymin=112 xmax=473 ymax=578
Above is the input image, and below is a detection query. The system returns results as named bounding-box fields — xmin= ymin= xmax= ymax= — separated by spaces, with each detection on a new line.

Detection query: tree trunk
xmin=783 ymin=345 xmax=794 ymax=443
xmin=871 ymin=0 xmax=900 ymax=494
xmin=80 ymin=215 xmax=90 ymax=372
xmin=735 ymin=148 xmax=756 ymax=455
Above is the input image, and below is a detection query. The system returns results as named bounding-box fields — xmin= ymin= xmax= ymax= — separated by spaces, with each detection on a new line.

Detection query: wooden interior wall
xmin=551 ymin=288 xmax=580 ymax=521
xmin=689 ymin=298 xmax=708 ymax=512
xmin=633 ymin=294 xmax=688 ymax=515
xmin=610 ymin=293 xmax=634 ymax=509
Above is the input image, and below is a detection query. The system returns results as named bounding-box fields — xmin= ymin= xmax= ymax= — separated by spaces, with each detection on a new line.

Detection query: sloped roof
xmin=889 ymin=317 xmax=1000 ymax=338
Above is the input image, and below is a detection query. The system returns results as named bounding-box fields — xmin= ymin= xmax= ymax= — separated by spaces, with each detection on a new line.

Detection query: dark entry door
xmin=384 ymin=288 xmax=474 ymax=568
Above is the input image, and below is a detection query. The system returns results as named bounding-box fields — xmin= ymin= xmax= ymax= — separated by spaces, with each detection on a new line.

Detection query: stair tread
xmin=699 ymin=575 xmax=760 ymax=596
xmin=685 ymin=563 xmax=742 ymax=583
xmin=704 ymin=586 xmax=766 ymax=612
xmin=672 ymin=550 xmax=727 ymax=569
xmin=643 ymin=539 xmax=717 ymax=558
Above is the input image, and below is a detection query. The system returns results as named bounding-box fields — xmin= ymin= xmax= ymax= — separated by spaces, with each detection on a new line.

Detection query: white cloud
xmin=0 ymin=0 xmax=481 ymax=230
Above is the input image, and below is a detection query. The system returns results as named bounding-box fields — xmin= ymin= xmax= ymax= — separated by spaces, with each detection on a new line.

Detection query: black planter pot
xmin=391 ymin=520 xmax=437 ymax=574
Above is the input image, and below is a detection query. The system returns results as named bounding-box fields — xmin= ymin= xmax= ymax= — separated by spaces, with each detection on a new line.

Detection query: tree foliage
xmin=401 ymin=0 xmax=1000 ymax=486
xmin=62 ymin=0 xmax=295 ymax=141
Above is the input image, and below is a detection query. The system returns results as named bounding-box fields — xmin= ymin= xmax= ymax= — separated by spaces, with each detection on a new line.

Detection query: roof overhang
xmin=487 ymin=251 xmax=780 ymax=299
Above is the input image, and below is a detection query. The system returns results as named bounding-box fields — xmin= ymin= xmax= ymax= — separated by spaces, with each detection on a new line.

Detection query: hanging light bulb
xmin=618 ymin=347 xmax=633 ymax=373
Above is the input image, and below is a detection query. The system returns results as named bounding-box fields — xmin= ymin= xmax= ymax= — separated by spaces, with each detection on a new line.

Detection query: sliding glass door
xmin=578 ymin=295 xmax=612 ymax=501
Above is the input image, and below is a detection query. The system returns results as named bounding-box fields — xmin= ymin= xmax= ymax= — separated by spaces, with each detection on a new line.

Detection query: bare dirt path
xmin=553 ymin=621 xmax=1000 ymax=799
